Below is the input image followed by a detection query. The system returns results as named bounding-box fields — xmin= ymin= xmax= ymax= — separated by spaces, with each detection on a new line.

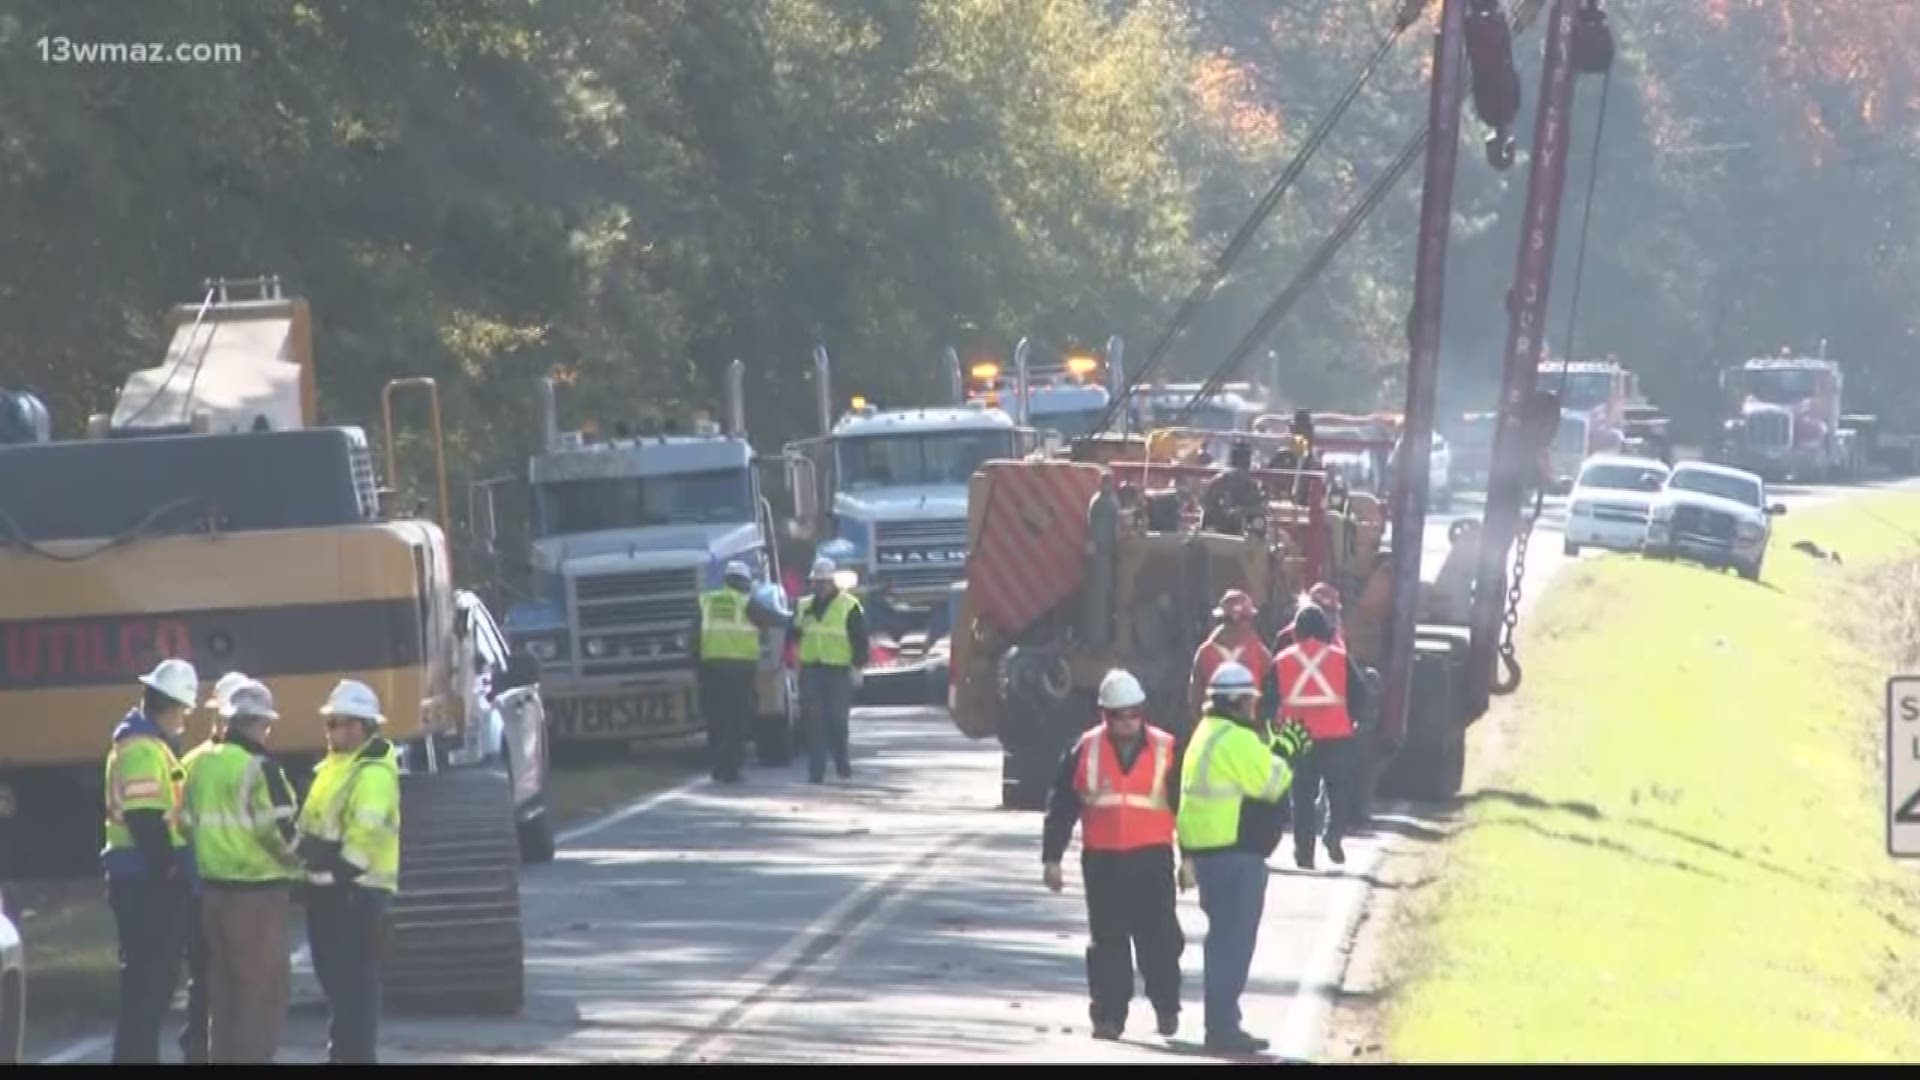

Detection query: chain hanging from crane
xmin=1492 ymin=0 xmax=1615 ymax=694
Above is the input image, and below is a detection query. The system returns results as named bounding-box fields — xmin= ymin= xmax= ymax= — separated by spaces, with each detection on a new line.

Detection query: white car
xmin=1643 ymin=461 xmax=1785 ymax=581
xmin=1564 ymin=455 xmax=1671 ymax=556
xmin=1 ymin=885 xmax=21 ymax=1064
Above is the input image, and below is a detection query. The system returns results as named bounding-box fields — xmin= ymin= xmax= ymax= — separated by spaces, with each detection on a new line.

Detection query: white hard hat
xmin=138 ymin=658 xmax=201 ymax=709
xmin=724 ymin=560 xmax=752 ymax=581
xmin=1097 ymin=669 xmax=1147 ymax=711
xmin=1207 ymin=660 xmax=1259 ymax=698
xmin=224 ymin=679 xmax=280 ymax=723
xmin=204 ymin=671 xmax=251 ymax=711
xmin=810 ymin=556 xmax=836 ymax=580
xmin=319 ymin=679 xmax=385 ymax=726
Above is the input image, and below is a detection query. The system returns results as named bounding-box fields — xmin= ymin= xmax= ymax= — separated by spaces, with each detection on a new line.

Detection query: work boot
xmin=1092 ymin=1020 xmax=1124 ymax=1041
xmin=835 ymin=764 xmax=852 ymax=780
xmin=1156 ymin=1008 xmax=1180 ymax=1038
xmin=1294 ymin=847 xmax=1315 ymax=870
xmin=1204 ymin=1030 xmax=1269 ymax=1054
xmin=1326 ymin=835 xmax=1346 ymax=865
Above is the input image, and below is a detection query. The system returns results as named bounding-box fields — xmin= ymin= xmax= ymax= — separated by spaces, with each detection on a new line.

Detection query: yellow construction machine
xmin=0 ymin=277 xmax=547 ymax=1015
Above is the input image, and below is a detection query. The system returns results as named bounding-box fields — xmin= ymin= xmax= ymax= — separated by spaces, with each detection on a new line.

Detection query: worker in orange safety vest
xmin=1263 ymin=603 xmax=1370 ymax=869
xmin=1041 ymin=668 xmax=1187 ymax=1043
xmin=1189 ymin=589 xmax=1272 ymax=730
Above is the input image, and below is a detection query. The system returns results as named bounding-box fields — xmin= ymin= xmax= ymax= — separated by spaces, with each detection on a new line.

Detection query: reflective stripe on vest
xmin=312 ymin=744 xmax=401 ymax=891
xmin=103 ymin=734 xmax=186 ymax=853
xmin=699 ymin=588 xmax=761 ymax=662
xmin=1073 ymin=724 xmax=1175 ymax=851
xmin=1276 ymin=639 xmax=1353 ymax=740
xmin=796 ymin=592 xmax=859 ymax=667
xmin=183 ymin=744 xmax=299 ymax=883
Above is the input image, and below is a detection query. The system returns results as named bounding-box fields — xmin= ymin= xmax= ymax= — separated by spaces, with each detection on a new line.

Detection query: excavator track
xmin=383 ymin=765 xmax=526 ymax=1017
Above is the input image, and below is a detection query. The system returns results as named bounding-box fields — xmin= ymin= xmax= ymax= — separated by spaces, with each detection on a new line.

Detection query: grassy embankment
xmin=15 ymin=748 xmax=702 ymax=1021
xmin=1385 ymin=491 xmax=1920 ymax=1061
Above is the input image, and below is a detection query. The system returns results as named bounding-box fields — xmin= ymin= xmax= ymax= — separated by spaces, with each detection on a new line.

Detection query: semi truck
xmin=1717 ymin=353 xmax=1862 ymax=482
xmin=783 ymin=346 xmax=1031 ymax=702
xmin=490 ymin=363 xmax=798 ymax=751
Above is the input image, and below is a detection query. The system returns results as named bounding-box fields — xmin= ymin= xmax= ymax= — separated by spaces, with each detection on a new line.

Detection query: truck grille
xmin=872 ymin=518 xmax=969 ymax=591
xmin=568 ymin=567 xmax=700 ymax=677
xmin=1593 ymin=502 xmax=1647 ymax=525
xmin=1672 ymin=505 xmax=1735 ymax=541
xmin=1745 ymin=411 xmax=1790 ymax=449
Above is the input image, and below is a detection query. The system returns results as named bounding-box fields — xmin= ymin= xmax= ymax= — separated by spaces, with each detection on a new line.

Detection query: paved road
xmin=32 ymin=477 xmax=1913 ymax=1065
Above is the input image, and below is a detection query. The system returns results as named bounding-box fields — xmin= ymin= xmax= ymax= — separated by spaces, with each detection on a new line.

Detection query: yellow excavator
xmin=0 ymin=277 xmax=547 ymax=1015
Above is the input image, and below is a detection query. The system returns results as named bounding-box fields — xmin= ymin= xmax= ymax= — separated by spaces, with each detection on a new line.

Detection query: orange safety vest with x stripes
xmin=1192 ymin=630 xmax=1272 ymax=701
xmin=1071 ymin=723 xmax=1176 ymax=852
xmin=1274 ymin=638 xmax=1353 ymax=741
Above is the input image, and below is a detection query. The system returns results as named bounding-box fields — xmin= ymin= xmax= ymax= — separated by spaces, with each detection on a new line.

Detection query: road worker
xmin=791 ymin=556 xmax=869 ymax=783
xmin=177 ymin=670 xmax=251 ymax=1063
xmin=297 ymin=679 xmax=401 ymax=1064
xmin=1266 ymin=604 xmax=1370 ymax=869
xmin=1041 ymin=669 xmax=1186 ymax=1042
xmin=1175 ymin=661 xmax=1312 ymax=1054
xmin=1271 ymin=581 xmax=1347 ymax=654
xmin=101 ymin=657 xmax=200 ymax=1064
xmin=695 ymin=560 xmax=785 ymax=783
xmin=1201 ymin=440 xmax=1261 ymax=534
xmin=1188 ymin=589 xmax=1272 ymax=729
xmin=183 ymin=679 xmax=302 ymax=1062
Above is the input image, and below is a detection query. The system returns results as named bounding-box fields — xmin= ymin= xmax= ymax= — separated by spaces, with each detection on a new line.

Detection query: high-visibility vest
xmin=1071 ymin=724 xmax=1176 ymax=851
xmin=698 ymin=587 xmax=761 ymax=662
xmin=298 ymin=743 xmax=401 ymax=892
xmin=1193 ymin=630 xmax=1271 ymax=700
xmin=1274 ymin=639 xmax=1353 ymax=740
xmin=796 ymin=591 xmax=860 ymax=667
xmin=1176 ymin=713 xmax=1292 ymax=853
xmin=183 ymin=742 xmax=301 ymax=884
xmin=102 ymin=729 xmax=187 ymax=864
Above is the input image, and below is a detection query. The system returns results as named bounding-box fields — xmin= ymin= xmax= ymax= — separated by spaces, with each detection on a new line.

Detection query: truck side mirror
xmin=1768 ymin=503 xmax=1787 ymax=516
xmin=469 ymin=479 xmax=501 ymax=554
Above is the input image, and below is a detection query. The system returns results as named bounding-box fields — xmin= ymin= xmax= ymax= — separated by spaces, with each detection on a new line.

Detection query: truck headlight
xmin=584 ymin=638 xmax=607 ymax=659
xmin=1736 ymin=521 xmax=1764 ymax=542
xmin=1650 ymin=503 xmax=1675 ymax=521
xmin=526 ymin=639 xmax=558 ymax=662
xmin=1571 ymin=501 xmax=1593 ymax=518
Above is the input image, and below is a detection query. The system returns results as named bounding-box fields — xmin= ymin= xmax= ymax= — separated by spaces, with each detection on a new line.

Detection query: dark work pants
xmin=800 ymin=664 xmax=853 ymax=781
xmin=108 ymin=874 xmax=189 ymax=1064
xmin=1190 ymin=850 xmax=1267 ymax=1040
xmin=700 ymin=660 xmax=757 ymax=780
xmin=180 ymin=893 xmax=210 ymax=1062
xmin=308 ymin=884 xmax=390 ymax=1064
xmin=1290 ymin=735 xmax=1356 ymax=859
xmin=1082 ymin=845 xmax=1184 ymax=1026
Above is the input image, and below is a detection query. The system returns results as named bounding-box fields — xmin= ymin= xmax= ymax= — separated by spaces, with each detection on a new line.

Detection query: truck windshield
xmin=1668 ymin=469 xmax=1762 ymax=507
xmin=1555 ymin=415 xmax=1589 ymax=453
xmin=532 ymin=468 xmax=752 ymax=537
xmin=839 ymin=430 xmax=1014 ymax=489
xmin=1030 ymin=407 xmax=1106 ymax=441
xmin=1554 ymin=372 xmax=1613 ymax=411
xmin=1579 ymin=463 xmax=1668 ymax=492
xmin=1740 ymin=368 xmax=1818 ymax=405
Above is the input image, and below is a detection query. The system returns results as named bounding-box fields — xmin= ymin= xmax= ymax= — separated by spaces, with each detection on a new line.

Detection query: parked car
xmin=1 ymin=885 xmax=22 ymax=1064
xmin=1565 ymin=454 xmax=1671 ymax=556
xmin=1643 ymin=460 xmax=1785 ymax=581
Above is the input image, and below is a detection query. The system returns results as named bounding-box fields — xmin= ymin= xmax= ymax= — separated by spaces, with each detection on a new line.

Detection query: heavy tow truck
xmin=488 ymin=365 xmax=799 ymax=754
xmin=1718 ymin=351 xmax=1863 ymax=482
xmin=948 ymin=0 xmax=1617 ymax=813
xmin=0 ymin=277 xmax=546 ymax=1014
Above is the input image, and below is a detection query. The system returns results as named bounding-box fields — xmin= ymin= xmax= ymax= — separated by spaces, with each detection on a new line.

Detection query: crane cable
xmin=1168 ymin=0 xmax=1550 ymax=430
xmin=1088 ymin=0 xmax=1435 ymax=439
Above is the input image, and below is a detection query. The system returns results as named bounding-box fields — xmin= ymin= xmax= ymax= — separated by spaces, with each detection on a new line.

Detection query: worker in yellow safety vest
xmin=177 ymin=670 xmax=251 ymax=1063
xmin=296 ymin=679 xmax=401 ymax=1064
xmin=101 ymin=657 xmax=200 ymax=1064
xmin=695 ymin=560 xmax=785 ymax=783
xmin=182 ymin=679 xmax=303 ymax=1062
xmin=791 ymin=556 xmax=869 ymax=784
xmin=1174 ymin=661 xmax=1312 ymax=1055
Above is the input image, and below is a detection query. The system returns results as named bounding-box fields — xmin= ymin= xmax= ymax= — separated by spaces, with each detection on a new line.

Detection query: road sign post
xmin=1889 ymin=676 xmax=1920 ymax=857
